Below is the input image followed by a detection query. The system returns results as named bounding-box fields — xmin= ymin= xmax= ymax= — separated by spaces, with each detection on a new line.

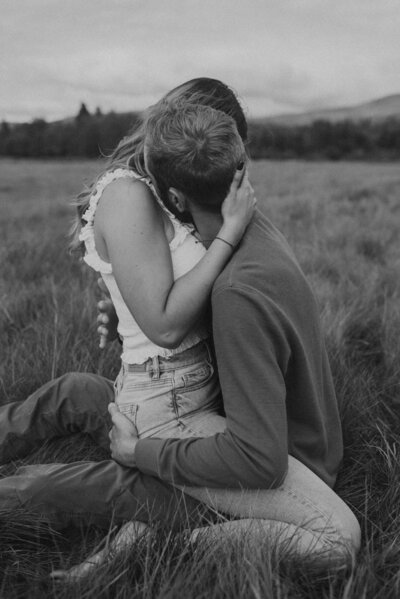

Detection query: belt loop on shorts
xmin=150 ymin=355 xmax=161 ymax=380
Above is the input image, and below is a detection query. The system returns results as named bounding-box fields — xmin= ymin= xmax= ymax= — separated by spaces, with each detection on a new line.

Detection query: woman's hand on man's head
xmin=219 ymin=167 xmax=257 ymax=247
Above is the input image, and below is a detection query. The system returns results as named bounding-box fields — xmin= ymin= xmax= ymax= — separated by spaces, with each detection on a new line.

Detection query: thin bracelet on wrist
xmin=215 ymin=236 xmax=235 ymax=250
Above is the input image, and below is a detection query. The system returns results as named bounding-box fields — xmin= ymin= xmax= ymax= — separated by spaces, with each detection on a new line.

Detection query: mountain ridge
xmin=261 ymin=94 xmax=400 ymax=126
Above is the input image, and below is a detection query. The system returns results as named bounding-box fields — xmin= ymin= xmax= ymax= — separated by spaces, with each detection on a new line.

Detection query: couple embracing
xmin=0 ymin=78 xmax=360 ymax=577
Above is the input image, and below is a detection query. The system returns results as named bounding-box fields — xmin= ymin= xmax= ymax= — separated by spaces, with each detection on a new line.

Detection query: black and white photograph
xmin=1 ymin=1 xmax=400 ymax=597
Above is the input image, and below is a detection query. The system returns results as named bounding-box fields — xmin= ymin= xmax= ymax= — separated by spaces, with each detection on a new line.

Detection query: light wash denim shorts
xmin=114 ymin=340 xmax=226 ymax=439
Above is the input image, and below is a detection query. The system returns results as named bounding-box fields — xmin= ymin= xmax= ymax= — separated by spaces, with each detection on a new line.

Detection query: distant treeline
xmin=1 ymin=103 xmax=400 ymax=160
xmin=0 ymin=104 xmax=141 ymax=160
xmin=248 ymin=118 xmax=400 ymax=160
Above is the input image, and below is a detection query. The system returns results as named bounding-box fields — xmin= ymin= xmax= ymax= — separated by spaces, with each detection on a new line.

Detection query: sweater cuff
xmin=135 ymin=438 xmax=165 ymax=477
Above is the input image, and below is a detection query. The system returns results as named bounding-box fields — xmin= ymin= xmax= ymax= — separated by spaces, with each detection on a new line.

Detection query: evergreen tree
xmin=76 ymin=102 xmax=91 ymax=121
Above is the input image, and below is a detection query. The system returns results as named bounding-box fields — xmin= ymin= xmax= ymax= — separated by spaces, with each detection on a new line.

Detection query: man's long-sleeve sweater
xmin=135 ymin=210 xmax=343 ymax=489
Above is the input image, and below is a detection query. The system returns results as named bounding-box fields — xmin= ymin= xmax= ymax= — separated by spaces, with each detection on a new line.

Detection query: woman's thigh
xmin=182 ymin=456 xmax=360 ymax=550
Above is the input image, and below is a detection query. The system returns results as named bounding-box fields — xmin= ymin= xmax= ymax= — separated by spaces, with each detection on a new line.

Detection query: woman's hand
xmin=97 ymin=278 xmax=119 ymax=348
xmin=219 ymin=166 xmax=257 ymax=247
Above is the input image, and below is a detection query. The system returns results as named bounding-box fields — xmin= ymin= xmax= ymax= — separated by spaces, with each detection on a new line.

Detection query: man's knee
xmin=53 ymin=373 xmax=114 ymax=418
xmin=58 ymin=372 xmax=113 ymax=401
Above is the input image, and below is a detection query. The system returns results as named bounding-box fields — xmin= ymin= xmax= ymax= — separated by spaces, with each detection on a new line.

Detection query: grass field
xmin=1 ymin=158 xmax=400 ymax=598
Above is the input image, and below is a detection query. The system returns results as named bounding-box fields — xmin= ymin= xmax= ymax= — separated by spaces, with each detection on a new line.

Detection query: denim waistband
xmin=122 ymin=340 xmax=212 ymax=374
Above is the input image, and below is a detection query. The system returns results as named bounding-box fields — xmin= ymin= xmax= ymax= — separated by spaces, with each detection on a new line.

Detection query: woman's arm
xmin=95 ymin=172 xmax=255 ymax=348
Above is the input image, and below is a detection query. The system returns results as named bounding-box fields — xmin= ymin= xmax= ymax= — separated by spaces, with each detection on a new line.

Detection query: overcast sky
xmin=2 ymin=0 xmax=400 ymax=122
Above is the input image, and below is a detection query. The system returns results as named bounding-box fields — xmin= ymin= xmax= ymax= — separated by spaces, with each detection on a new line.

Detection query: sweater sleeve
xmin=135 ymin=285 xmax=289 ymax=489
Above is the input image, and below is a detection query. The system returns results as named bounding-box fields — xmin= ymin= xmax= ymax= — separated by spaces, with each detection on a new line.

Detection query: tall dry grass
xmin=1 ymin=158 xmax=400 ymax=598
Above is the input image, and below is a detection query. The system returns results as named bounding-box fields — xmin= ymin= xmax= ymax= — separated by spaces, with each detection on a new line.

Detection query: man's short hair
xmin=144 ymin=104 xmax=246 ymax=209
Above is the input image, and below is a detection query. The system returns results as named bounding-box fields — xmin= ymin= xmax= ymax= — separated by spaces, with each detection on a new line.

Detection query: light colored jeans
xmin=114 ymin=345 xmax=360 ymax=565
xmin=115 ymin=341 xmax=225 ymax=438
xmin=0 ymin=372 xmax=360 ymax=567
xmin=185 ymin=456 xmax=360 ymax=567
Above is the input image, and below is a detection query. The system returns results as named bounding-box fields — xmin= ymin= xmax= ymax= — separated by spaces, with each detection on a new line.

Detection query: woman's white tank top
xmin=79 ymin=168 xmax=209 ymax=364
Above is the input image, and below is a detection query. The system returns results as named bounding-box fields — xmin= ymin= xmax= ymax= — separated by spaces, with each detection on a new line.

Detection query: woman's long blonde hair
xmin=70 ymin=78 xmax=247 ymax=253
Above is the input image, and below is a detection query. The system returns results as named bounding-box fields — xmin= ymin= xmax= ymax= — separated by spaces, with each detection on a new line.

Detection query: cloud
xmin=1 ymin=0 xmax=400 ymax=120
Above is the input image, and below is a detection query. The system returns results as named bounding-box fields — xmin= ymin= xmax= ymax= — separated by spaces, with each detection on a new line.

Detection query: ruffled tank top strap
xmin=79 ymin=168 xmax=142 ymax=274
xmin=81 ymin=168 xmax=141 ymax=226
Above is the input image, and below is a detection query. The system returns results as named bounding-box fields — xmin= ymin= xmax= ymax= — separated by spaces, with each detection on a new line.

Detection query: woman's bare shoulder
xmin=100 ymin=175 xmax=154 ymax=205
xmin=95 ymin=173 xmax=165 ymax=237
xmin=95 ymin=176 xmax=163 ymax=226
